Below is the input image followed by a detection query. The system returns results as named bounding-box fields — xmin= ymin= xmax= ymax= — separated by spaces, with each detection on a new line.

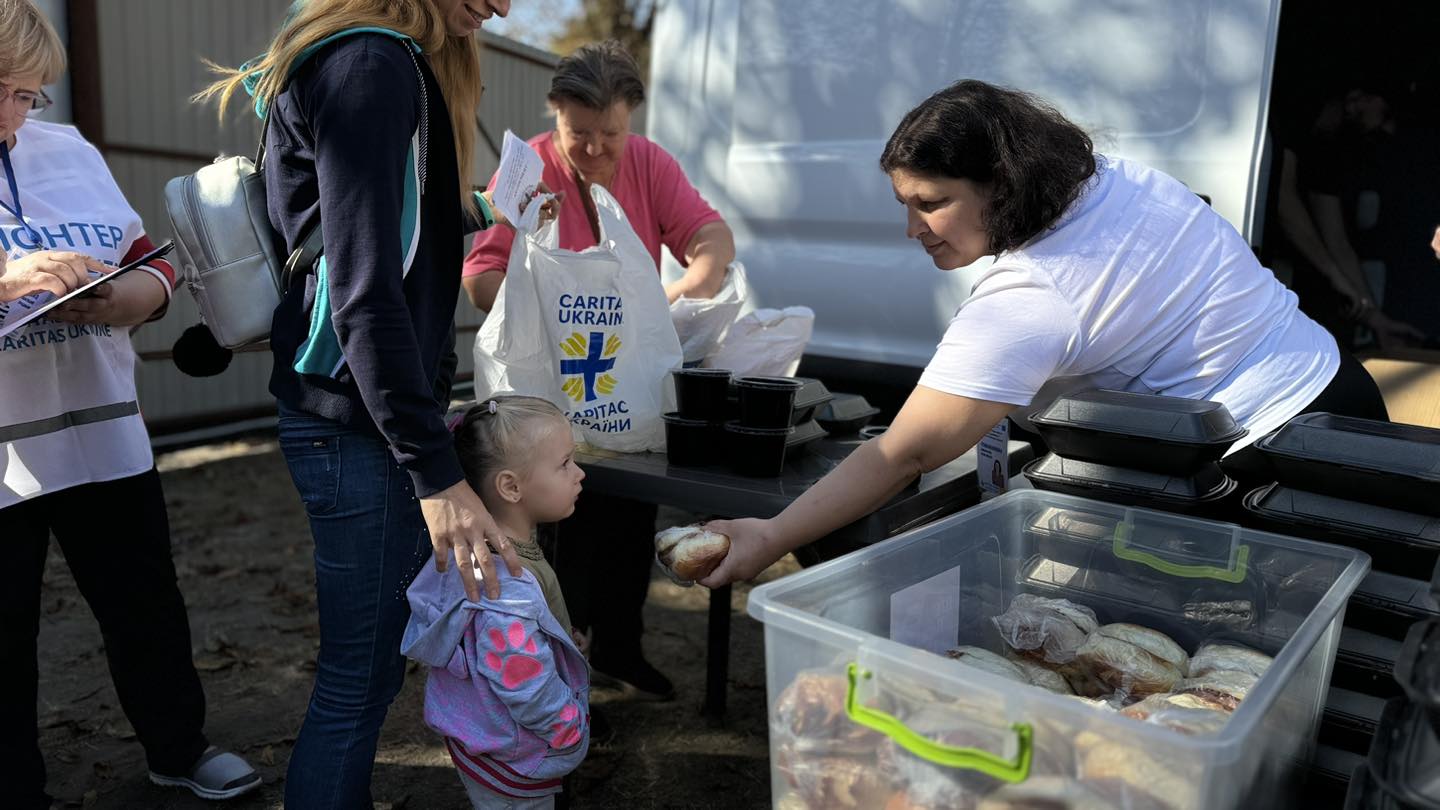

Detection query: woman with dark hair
xmin=698 ymin=79 xmax=1387 ymax=587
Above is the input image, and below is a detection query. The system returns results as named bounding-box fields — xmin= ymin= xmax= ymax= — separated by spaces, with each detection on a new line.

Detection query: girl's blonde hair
xmin=197 ymin=0 xmax=481 ymax=218
xmin=455 ymin=395 xmax=568 ymax=495
xmin=0 ymin=0 xmax=67 ymax=85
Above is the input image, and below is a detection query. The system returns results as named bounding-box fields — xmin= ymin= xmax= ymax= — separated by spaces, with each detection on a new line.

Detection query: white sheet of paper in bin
xmin=889 ymin=565 xmax=961 ymax=652
xmin=494 ymin=129 xmax=556 ymax=232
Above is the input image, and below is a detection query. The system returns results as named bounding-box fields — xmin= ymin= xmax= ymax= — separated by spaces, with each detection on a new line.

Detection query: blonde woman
xmin=201 ymin=1 xmax=554 ymax=806
xmin=0 ymin=1 xmax=259 ymax=806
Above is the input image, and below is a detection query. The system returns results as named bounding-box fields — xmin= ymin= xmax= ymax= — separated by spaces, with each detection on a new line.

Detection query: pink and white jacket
xmin=402 ymin=563 xmax=590 ymax=787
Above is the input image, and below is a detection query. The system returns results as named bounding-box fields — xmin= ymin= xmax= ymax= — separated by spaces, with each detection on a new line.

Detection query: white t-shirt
xmin=0 ymin=120 xmax=172 ymax=508
xmin=918 ymin=155 xmax=1338 ymax=451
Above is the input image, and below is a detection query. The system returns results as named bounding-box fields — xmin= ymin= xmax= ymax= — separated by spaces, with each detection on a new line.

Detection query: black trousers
xmin=546 ymin=492 xmax=658 ymax=663
xmin=0 ymin=469 xmax=208 ymax=810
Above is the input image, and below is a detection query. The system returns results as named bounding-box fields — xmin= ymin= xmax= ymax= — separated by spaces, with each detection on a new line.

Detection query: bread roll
xmin=1173 ymin=669 xmax=1257 ymax=712
xmin=991 ymin=594 xmax=1098 ymax=665
xmin=944 ymin=646 xmax=1031 ymax=684
xmin=1075 ymin=732 xmax=1195 ymax=810
xmin=1073 ymin=624 xmax=1189 ymax=698
xmin=654 ymin=525 xmax=730 ymax=582
xmin=977 ymin=777 xmax=1129 ymax=810
xmin=776 ymin=746 xmax=891 ymax=809
xmin=1120 ymin=694 xmax=1230 ymax=735
xmin=1188 ymin=642 xmax=1272 ymax=680
xmin=1004 ymin=651 xmax=1076 ymax=695
xmin=774 ymin=671 xmax=880 ymax=750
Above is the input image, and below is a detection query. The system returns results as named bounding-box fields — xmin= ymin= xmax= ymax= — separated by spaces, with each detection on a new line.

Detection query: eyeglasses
xmin=0 ymin=84 xmax=52 ymax=114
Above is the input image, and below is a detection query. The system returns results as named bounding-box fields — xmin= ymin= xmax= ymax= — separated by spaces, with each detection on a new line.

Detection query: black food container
xmin=722 ymin=419 xmax=829 ymax=477
xmin=1022 ymin=453 xmax=1236 ymax=515
xmin=1256 ymin=413 xmax=1440 ymax=516
xmin=1345 ymin=570 xmax=1440 ymax=640
xmin=1030 ymin=389 xmax=1247 ymax=475
xmin=672 ymin=368 xmax=732 ymax=423
xmin=815 ymin=393 xmax=881 ymax=435
xmin=733 ymin=376 xmax=834 ymax=429
xmin=1242 ymin=483 xmax=1440 ymax=577
xmin=663 ymin=412 xmax=722 ymax=467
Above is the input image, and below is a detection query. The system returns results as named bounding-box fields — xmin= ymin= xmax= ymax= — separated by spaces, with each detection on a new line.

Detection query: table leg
xmin=702 ymin=583 xmax=732 ymax=720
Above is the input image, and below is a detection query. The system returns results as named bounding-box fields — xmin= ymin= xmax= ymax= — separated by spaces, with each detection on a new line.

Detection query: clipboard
xmin=0 ymin=240 xmax=174 ymax=339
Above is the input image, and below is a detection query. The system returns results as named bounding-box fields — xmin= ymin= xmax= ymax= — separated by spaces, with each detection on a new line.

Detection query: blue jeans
xmin=277 ymin=407 xmax=432 ymax=810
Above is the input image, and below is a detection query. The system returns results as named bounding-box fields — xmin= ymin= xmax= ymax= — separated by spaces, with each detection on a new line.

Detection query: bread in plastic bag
xmin=1074 ymin=731 xmax=1197 ymax=810
xmin=944 ymin=646 xmax=1032 ymax=684
xmin=1172 ymin=669 xmax=1258 ymax=712
xmin=978 ymin=776 xmax=1176 ymax=810
xmin=1120 ymin=694 xmax=1231 ymax=735
xmin=1003 ymin=650 xmax=1076 ymax=695
xmin=991 ymin=594 xmax=1099 ymax=665
xmin=775 ymin=746 xmax=891 ymax=809
xmin=1188 ymin=642 xmax=1273 ymax=680
xmin=878 ymin=705 xmax=1072 ymax=810
xmin=1072 ymin=623 xmax=1189 ymax=699
xmin=773 ymin=669 xmax=882 ymax=752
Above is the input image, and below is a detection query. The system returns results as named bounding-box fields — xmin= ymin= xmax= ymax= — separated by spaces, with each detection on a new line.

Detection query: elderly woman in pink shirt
xmin=462 ymin=40 xmax=734 ymax=703
xmin=461 ymin=40 xmax=734 ymax=312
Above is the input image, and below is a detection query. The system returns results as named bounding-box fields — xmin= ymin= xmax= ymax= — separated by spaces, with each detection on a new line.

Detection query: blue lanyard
xmin=0 ymin=142 xmax=41 ymax=244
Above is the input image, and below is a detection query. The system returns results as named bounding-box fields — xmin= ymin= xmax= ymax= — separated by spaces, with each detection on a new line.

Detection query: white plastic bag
xmin=473 ymin=185 xmax=683 ymax=452
xmin=668 ymin=261 xmax=750 ymax=364
xmin=702 ymin=306 xmax=814 ymax=378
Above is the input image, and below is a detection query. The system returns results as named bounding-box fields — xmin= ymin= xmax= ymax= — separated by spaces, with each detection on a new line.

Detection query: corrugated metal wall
xmin=79 ymin=1 xmax=559 ymax=429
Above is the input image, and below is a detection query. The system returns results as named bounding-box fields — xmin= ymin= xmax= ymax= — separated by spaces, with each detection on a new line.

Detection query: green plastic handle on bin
xmin=844 ymin=663 xmax=1033 ymax=783
xmin=1111 ymin=522 xmax=1250 ymax=583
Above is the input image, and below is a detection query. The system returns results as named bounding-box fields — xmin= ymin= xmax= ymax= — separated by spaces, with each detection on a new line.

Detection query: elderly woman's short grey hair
xmin=0 ymin=0 xmax=66 ymax=84
xmin=547 ymin=40 xmax=645 ymax=111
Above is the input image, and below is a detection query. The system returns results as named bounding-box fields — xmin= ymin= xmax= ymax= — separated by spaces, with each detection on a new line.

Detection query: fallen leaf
xmin=193 ymin=656 xmax=236 ymax=672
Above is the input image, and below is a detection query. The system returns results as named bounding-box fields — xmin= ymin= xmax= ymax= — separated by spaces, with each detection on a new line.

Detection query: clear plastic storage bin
xmin=748 ymin=490 xmax=1370 ymax=810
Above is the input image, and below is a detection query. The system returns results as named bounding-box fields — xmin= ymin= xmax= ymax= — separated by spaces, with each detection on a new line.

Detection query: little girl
xmin=403 ymin=395 xmax=589 ymax=809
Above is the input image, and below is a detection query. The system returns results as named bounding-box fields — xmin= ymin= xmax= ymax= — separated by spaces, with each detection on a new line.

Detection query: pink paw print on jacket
xmin=551 ymin=703 xmax=583 ymax=749
xmin=484 ymin=621 xmax=542 ymax=689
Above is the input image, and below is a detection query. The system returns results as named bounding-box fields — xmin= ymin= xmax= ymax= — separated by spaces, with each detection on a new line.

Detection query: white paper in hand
xmin=494 ymin=130 xmax=547 ymax=230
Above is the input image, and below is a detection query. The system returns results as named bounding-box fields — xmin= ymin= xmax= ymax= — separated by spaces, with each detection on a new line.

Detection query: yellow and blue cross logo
xmin=560 ymin=331 xmax=621 ymax=402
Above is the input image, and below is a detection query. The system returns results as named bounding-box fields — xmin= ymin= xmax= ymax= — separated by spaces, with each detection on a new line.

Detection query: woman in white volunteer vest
xmin=0 ymin=3 xmax=258 ymax=807
xmin=699 ymin=79 xmax=1389 ymax=587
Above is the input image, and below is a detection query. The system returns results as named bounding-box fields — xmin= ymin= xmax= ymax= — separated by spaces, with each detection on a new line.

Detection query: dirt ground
xmin=35 ymin=435 xmax=799 ymax=809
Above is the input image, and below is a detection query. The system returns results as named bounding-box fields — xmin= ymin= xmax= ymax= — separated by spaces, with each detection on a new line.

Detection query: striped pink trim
xmin=446 ymin=738 xmax=560 ymax=799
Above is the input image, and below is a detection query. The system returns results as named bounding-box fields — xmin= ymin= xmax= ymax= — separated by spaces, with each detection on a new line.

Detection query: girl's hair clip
xmin=445 ymin=412 xmax=465 ymax=433
xmin=486 ymin=399 xmax=499 ymax=415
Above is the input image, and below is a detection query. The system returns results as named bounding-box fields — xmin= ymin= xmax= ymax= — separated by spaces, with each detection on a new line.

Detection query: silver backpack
xmin=164 ymin=29 xmax=424 ymax=349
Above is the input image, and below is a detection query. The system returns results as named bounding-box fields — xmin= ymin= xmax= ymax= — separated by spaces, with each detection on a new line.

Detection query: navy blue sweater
xmin=265 ymin=34 xmax=481 ymax=497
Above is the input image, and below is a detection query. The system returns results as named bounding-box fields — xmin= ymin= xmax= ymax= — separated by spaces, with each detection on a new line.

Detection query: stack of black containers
xmin=1021 ymin=389 xmax=1250 ymax=515
xmin=1236 ymin=415 xmax=1440 ymax=809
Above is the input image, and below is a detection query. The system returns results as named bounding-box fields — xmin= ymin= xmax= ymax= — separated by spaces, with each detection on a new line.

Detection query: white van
xmin=648 ymin=0 xmax=1284 ymax=395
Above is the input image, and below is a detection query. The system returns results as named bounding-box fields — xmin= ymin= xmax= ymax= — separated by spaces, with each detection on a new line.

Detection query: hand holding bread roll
xmin=654 ymin=525 xmax=731 ymax=582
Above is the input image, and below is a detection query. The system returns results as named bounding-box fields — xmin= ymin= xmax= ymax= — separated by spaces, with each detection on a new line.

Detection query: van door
xmin=650 ymin=0 xmax=1283 ymax=370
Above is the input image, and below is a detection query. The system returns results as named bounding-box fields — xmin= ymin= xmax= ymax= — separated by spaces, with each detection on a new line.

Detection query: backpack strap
xmin=246 ymin=28 xmax=428 ymax=289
